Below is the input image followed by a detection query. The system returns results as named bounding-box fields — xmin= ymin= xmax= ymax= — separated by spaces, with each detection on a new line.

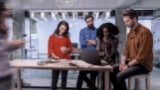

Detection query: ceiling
xmin=130 ymin=0 xmax=160 ymax=9
xmin=8 ymin=0 xmax=160 ymax=10
xmin=7 ymin=0 xmax=160 ymax=20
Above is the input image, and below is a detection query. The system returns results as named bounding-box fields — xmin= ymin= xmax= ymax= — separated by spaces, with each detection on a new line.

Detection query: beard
xmin=130 ymin=23 xmax=135 ymax=29
xmin=129 ymin=20 xmax=137 ymax=29
xmin=88 ymin=24 xmax=95 ymax=29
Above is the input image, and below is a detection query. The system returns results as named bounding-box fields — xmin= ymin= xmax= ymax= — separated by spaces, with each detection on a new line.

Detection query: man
xmin=79 ymin=15 xmax=97 ymax=49
xmin=0 ymin=2 xmax=25 ymax=90
xmin=76 ymin=15 xmax=98 ymax=90
xmin=110 ymin=9 xmax=153 ymax=90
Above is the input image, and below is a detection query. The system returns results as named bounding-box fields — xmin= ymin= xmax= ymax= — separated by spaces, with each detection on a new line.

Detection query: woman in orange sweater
xmin=48 ymin=21 xmax=72 ymax=90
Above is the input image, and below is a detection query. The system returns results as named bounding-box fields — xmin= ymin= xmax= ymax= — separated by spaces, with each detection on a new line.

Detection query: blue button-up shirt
xmin=79 ymin=27 xmax=97 ymax=49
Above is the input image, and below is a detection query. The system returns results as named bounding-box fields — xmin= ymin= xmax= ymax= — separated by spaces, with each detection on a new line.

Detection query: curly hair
xmin=97 ymin=22 xmax=119 ymax=41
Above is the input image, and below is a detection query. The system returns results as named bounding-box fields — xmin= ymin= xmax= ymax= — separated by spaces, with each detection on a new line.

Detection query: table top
xmin=10 ymin=59 xmax=113 ymax=71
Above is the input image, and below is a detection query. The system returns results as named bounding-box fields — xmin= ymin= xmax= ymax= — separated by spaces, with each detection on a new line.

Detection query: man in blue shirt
xmin=79 ymin=15 xmax=97 ymax=49
xmin=76 ymin=15 xmax=98 ymax=90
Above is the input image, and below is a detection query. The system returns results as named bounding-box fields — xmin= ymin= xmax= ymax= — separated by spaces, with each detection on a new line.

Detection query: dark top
xmin=97 ymin=36 xmax=119 ymax=65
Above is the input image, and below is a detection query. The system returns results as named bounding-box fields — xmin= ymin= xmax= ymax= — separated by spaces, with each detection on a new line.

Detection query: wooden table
xmin=10 ymin=59 xmax=113 ymax=90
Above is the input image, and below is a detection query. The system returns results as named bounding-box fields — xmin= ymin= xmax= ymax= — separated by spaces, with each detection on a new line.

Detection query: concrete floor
xmin=12 ymin=67 xmax=160 ymax=90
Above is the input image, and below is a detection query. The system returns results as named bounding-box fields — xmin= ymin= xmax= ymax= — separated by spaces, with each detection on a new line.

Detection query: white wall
xmin=152 ymin=18 xmax=160 ymax=50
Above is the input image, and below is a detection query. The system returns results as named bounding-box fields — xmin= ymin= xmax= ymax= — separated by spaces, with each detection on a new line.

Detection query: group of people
xmin=47 ymin=9 xmax=153 ymax=90
xmin=0 ymin=1 xmax=153 ymax=90
xmin=47 ymin=13 xmax=119 ymax=90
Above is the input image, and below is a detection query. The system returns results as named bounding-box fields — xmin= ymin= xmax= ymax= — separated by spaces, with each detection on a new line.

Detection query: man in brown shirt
xmin=110 ymin=9 xmax=153 ymax=90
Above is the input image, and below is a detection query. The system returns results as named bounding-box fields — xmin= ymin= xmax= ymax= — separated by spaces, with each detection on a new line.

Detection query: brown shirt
xmin=123 ymin=24 xmax=153 ymax=71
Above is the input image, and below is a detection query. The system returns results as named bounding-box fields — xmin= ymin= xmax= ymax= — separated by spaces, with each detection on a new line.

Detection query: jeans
xmin=0 ymin=75 xmax=12 ymax=90
xmin=110 ymin=64 xmax=149 ymax=90
xmin=51 ymin=70 xmax=68 ymax=90
xmin=76 ymin=71 xmax=98 ymax=90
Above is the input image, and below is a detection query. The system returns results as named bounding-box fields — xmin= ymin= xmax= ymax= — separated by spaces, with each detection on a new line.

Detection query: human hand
xmin=86 ymin=39 xmax=96 ymax=45
xmin=53 ymin=55 xmax=60 ymax=60
xmin=100 ymin=60 xmax=108 ymax=65
xmin=12 ymin=39 xmax=25 ymax=47
xmin=51 ymin=53 xmax=60 ymax=60
xmin=119 ymin=63 xmax=128 ymax=71
xmin=60 ymin=46 xmax=68 ymax=53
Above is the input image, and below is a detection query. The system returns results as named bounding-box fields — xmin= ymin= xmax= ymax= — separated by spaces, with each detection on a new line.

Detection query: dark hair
xmin=0 ymin=2 xmax=7 ymax=14
xmin=122 ymin=9 xmax=138 ymax=20
xmin=0 ymin=2 xmax=8 ymax=36
xmin=85 ymin=15 xmax=94 ymax=21
xmin=97 ymin=23 xmax=119 ymax=41
xmin=54 ymin=20 xmax=69 ymax=37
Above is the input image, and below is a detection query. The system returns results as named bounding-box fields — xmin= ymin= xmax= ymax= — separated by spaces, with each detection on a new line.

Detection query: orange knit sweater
xmin=48 ymin=34 xmax=72 ymax=60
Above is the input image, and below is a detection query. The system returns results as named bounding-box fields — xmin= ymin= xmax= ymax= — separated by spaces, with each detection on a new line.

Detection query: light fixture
xmin=30 ymin=12 xmax=38 ymax=21
xmin=51 ymin=12 xmax=57 ymax=20
xmin=62 ymin=12 xmax=66 ymax=20
xmin=40 ymin=12 xmax=47 ymax=21
xmin=104 ymin=11 xmax=110 ymax=20
xmin=95 ymin=12 xmax=99 ymax=19
xmin=72 ymin=12 xmax=77 ymax=20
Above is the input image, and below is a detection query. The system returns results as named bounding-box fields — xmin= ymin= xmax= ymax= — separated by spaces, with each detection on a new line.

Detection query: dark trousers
xmin=51 ymin=70 xmax=68 ymax=90
xmin=110 ymin=64 xmax=149 ymax=90
xmin=0 ymin=75 xmax=12 ymax=90
xmin=76 ymin=71 xmax=98 ymax=90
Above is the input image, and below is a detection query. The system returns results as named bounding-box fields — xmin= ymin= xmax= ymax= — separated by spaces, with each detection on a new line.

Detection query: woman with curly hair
xmin=97 ymin=22 xmax=119 ymax=65
xmin=96 ymin=22 xmax=119 ymax=90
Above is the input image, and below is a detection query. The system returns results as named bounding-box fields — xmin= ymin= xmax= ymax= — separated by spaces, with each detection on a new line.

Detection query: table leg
xmin=97 ymin=71 xmax=103 ymax=90
xmin=134 ymin=78 xmax=140 ymax=90
xmin=104 ymin=71 xmax=110 ymax=90
xmin=16 ymin=69 xmax=22 ymax=90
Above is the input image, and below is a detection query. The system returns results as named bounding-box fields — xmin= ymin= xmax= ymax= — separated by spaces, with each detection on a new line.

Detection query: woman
xmin=0 ymin=2 xmax=24 ymax=90
xmin=96 ymin=22 xmax=119 ymax=90
xmin=97 ymin=22 xmax=119 ymax=65
xmin=48 ymin=21 xmax=72 ymax=90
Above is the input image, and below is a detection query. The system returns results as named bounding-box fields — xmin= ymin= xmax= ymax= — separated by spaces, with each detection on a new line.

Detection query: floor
xmin=12 ymin=67 xmax=160 ymax=90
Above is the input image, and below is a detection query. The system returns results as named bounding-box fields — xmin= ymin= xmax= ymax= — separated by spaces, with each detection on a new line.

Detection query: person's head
xmin=84 ymin=15 xmax=94 ymax=28
xmin=54 ymin=20 xmax=69 ymax=37
xmin=0 ymin=2 xmax=10 ymax=22
xmin=122 ymin=9 xmax=138 ymax=29
xmin=97 ymin=23 xmax=119 ymax=41
xmin=0 ymin=2 xmax=10 ymax=35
